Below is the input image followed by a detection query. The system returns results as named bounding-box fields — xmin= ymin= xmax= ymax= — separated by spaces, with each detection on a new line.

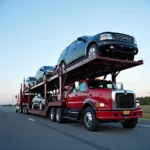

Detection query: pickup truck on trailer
xmin=15 ymin=55 xmax=143 ymax=131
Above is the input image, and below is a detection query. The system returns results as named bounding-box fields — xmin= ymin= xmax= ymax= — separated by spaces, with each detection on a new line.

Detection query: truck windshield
xmin=87 ymin=80 xmax=118 ymax=89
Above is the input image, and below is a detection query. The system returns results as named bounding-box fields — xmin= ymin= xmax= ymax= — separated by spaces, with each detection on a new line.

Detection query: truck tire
xmin=121 ymin=118 xmax=138 ymax=129
xmin=50 ymin=108 xmax=56 ymax=122
xmin=23 ymin=106 xmax=25 ymax=114
xmin=20 ymin=106 xmax=23 ymax=113
xmin=83 ymin=107 xmax=99 ymax=131
xmin=23 ymin=106 xmax=28 ymax=115
xmin=56 ymin=108 xmax=64 ymax=123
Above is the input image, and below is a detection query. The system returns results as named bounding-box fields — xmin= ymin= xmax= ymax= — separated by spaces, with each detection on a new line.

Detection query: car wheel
xmin=83 ymin=107 xmax=99 ymax=131
xmin=50 ymin=108 xmax=56 ymax=122
xmin=56 ymin=108 xmax=64 ymax=123
xmin=39 ymin=102 xmax=42 ymax=110
xmin=121 ymin=118 xmax=138 ymax=129
xmin=128 ymin=55 xmax=134 ymax=61
xmin=87 ymin=44 xmax=99 ymax=57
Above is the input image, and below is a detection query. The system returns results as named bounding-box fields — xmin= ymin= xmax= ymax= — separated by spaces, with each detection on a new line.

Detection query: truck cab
xmin=65 ymin=79 xmax=142 ymax=131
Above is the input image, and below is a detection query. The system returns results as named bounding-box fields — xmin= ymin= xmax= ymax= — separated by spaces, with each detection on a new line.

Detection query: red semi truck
xmin=15 ymin=55 xmax=143 ymax=131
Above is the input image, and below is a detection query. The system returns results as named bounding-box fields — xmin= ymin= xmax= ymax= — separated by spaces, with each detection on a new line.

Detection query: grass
xmin=141 ymin=105 xmax=150 ymax=120
xmin=2 ymin=105 xmax=15 ymax=108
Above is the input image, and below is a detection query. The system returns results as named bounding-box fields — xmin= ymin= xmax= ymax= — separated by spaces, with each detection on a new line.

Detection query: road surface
xmin=0 ymin=106 xmax=150 ymax=150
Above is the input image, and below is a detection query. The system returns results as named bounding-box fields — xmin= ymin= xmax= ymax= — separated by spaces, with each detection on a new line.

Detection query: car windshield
xmin=43 ymin=66 xmax=54 ymax=71
xmin=87 ymin=80 xmax=118 ymax=89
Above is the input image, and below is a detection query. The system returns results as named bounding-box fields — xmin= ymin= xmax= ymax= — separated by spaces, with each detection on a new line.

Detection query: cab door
xmin=66 ymin=83 xmax=76 ymax=109
xmin=74 ymin=82 xmax=88 ymax=109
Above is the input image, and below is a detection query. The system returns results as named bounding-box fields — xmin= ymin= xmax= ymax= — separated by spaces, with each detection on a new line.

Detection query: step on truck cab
xmin=64 ymin=79 xmax=142 ymax=131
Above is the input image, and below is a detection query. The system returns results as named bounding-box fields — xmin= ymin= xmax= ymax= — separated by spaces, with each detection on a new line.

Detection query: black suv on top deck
xmin=57 ymin=32 xmax=138 ymax=69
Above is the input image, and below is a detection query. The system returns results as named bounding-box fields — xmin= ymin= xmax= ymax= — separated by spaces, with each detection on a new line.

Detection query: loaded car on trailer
xmin=57 ymin=31 xmax=138 ymax=70
xmin=16 ymin=55 xmax=143 ymax=131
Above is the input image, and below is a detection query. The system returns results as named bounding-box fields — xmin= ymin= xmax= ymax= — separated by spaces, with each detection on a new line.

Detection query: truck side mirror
xmin=116 ymin=82 xmax=123 ymax=90
xmin=75 ymin=81 xmax=79 ymax=91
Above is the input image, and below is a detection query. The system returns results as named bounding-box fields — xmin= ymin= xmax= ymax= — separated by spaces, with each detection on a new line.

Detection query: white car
xmin=32 ymin=94 xmax=45 ymax=110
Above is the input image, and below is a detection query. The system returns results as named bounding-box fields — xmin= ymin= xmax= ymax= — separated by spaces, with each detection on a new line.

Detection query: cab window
xmin=69 ymin=84 xmax=76 ymax=93
xmin=79 ymin=82 xmax=87 ymax=92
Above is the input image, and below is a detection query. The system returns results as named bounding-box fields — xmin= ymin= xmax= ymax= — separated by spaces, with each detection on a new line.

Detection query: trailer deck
xmin=24 ymin=54 xmax=143 ymax=93
xmin=20 ymin=54 xmax=144 ymax=117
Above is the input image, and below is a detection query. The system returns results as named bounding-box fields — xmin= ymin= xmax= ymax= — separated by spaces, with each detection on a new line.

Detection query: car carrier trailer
xmin=16 ymin=55 xmax=143 ymax=131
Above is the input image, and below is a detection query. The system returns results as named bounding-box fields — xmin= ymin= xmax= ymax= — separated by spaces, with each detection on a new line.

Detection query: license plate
xmin=123 ymin=110 xmax=130 ymax=115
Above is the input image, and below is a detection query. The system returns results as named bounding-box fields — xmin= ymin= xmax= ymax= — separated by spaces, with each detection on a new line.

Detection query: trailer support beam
xmin=28 ymin=84 xmax=30 ymax=110
xmin=44 ymin=78 xmax=47 ymax=109
xmin=111 ymin=71 xmax=120 ymax=83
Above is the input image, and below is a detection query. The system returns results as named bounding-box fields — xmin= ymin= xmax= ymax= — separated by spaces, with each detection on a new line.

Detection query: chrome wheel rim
xmin=51 ymin=112 xmax=53 ymax=120
xmin=56 ymin=111 xmax=59 ymax=121
xmin=85 ymin=112 xmax=92 ymax=127
xmin=88 ymin=47 xmax=96 ymax=57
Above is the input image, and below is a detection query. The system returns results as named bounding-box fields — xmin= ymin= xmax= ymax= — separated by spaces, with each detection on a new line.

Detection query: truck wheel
xmin=24 ymin=106 xmax=28 ymax=115
xmin=19 ymin=106 xmax=23 ymax=113
xmin=121 ymin=118 xmax=138 ymax=129
xmin=50 ymin=108 xmax=56 ymax=122
xmin=83 ymin=107 xmax=99 ymax=131
xmin=23 ymin=106 xmax=25 ymax=114
xmin=56 ymin=108 xmax=64 ymax=123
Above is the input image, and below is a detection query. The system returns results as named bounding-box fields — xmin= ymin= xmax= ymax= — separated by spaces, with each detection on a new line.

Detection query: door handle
xmin=89 ymin=93 xmax=92 ymax=96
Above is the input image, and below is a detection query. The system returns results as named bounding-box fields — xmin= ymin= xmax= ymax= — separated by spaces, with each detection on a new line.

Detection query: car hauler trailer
xmin=16 ymin=55 xmax=143 ymax=131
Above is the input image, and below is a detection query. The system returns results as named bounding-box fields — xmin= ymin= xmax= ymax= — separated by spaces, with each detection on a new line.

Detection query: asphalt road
xmin=0 ymin=106 xmax=150 ymax=150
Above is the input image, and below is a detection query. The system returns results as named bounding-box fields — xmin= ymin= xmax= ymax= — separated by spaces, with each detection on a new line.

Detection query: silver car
xmin=32 ymin=94 xmax=45 ymax=110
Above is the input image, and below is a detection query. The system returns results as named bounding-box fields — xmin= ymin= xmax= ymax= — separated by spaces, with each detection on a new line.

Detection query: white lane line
xmin=28 ymin=118 xmax=35 ymax=122
xmin=138 ymin=124 xmax=150 ymax=128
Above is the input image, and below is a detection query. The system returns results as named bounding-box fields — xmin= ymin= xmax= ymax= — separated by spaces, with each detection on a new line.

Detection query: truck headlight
xmin=100 ymin=33 xmax=113 ymax=40
xmin=136 ymin=102 xmax=140 ymax=107
xmin=96 ymin=102 xmax=105 ymax=107
xmin=100 ymin=103 xmax=105 ymax=107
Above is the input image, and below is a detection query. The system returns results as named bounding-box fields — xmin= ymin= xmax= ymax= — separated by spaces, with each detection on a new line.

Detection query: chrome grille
xmin=115 ymin=93 xmax=134 ymax=108
xmin=114 ymin=33 xmax=133 ymax=43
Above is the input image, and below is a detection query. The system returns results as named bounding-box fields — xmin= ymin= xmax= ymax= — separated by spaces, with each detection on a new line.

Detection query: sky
xmin=0 ymin=0 xmax=150 ymax=104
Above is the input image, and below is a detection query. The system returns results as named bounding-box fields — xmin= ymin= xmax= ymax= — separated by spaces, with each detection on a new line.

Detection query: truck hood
xmin=112 ymin=89 xmax=135 ymax=94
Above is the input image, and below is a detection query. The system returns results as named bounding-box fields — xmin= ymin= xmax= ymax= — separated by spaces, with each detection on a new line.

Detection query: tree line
xmin=136 ymin=96 xmax=150 ymax=105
